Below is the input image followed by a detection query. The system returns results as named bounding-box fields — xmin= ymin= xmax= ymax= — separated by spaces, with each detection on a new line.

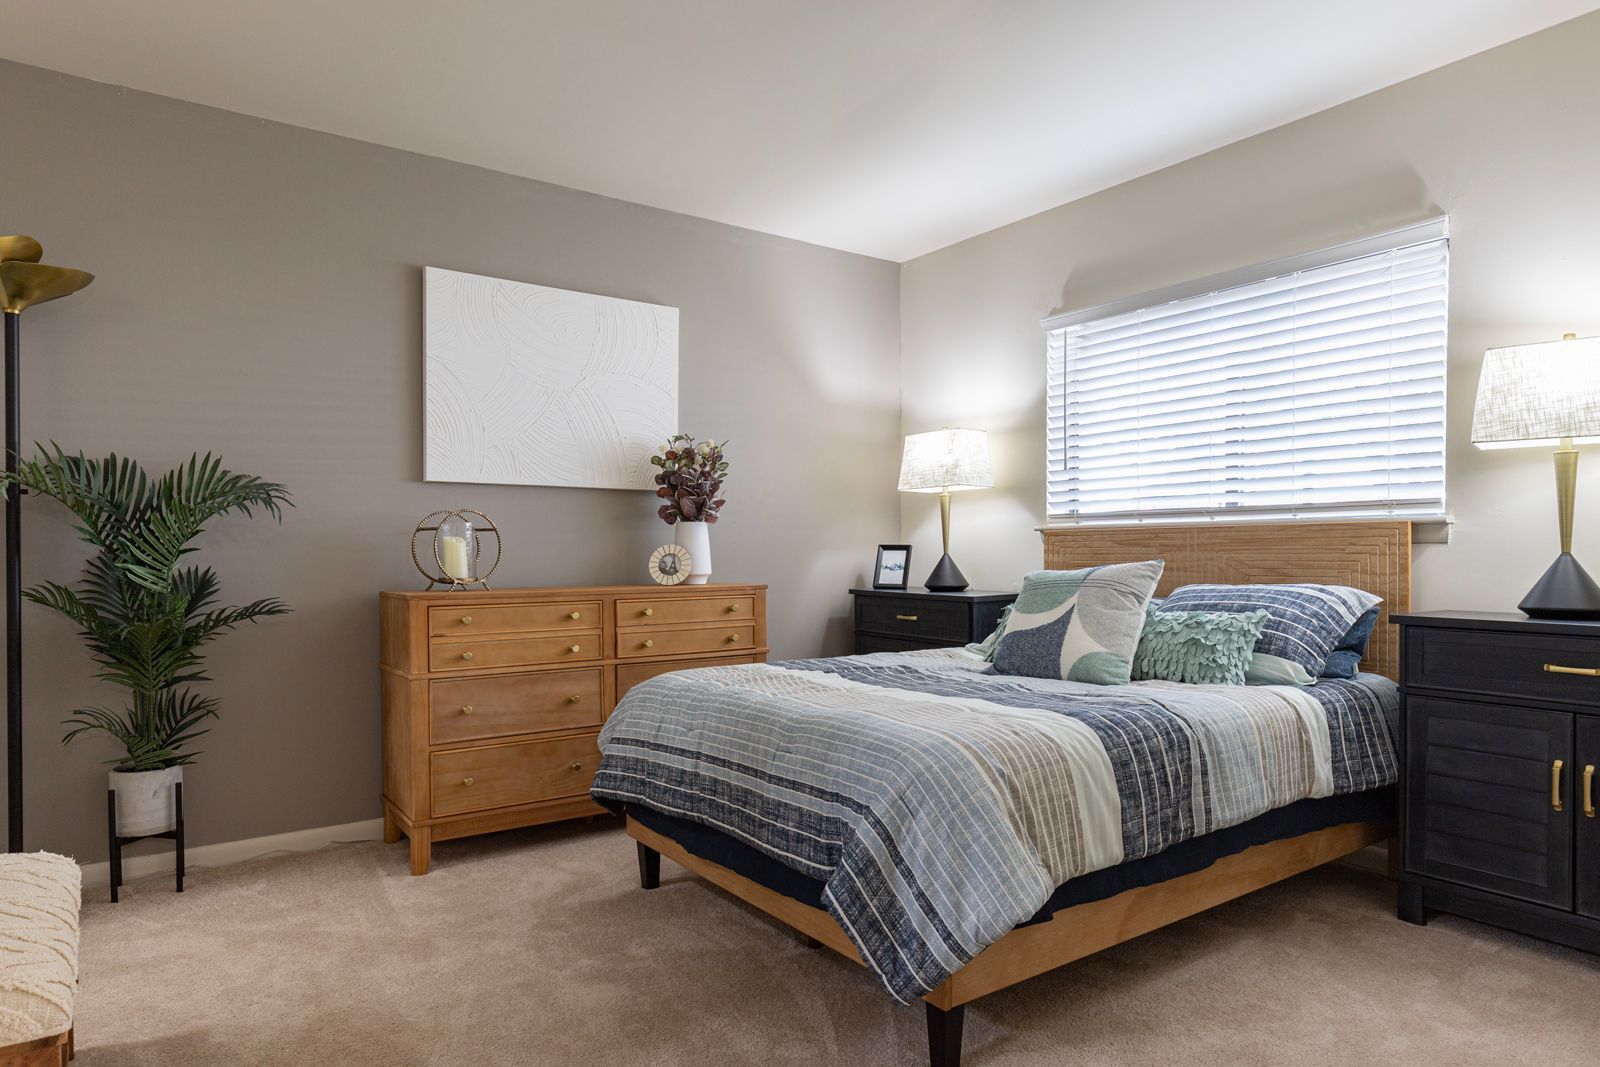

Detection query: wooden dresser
xmin=380 ymin=584 xmax=767 ymax=874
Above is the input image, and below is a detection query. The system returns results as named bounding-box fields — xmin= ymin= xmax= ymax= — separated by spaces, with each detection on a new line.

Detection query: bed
xmin=592 ymin=520 xmax=1411 ymax=1066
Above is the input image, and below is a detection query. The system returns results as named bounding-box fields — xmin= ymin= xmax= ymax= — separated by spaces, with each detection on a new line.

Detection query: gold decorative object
xmin=648 ymin=543 xmax=692 ymax=585
xmin=411 ymin=509 xmax=501 ymax=590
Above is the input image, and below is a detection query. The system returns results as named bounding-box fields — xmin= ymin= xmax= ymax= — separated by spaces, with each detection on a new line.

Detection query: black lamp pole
xmin=0 ymin=236 xmax=93 ymax=852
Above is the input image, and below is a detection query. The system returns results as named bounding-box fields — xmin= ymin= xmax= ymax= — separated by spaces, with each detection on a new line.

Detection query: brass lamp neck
xmin=939 ymin=490 xmax=953 ymax=556
xmin=1556 ymin=437 xmax=1578 ymax=555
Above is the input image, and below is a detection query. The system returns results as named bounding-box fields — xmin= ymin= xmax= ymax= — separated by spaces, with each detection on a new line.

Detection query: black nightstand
xmin=1393 ymin=610 xmax=1600 ymax=953
xmin=849 ymin=588 xmax=1016 ymax=654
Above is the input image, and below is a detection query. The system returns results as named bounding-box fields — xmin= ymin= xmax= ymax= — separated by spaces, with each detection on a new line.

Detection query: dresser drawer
xmin=429 ymin=632 xmax=601 ymax=672
xmin=428 ymin=601 xmax=600 ymax=637
xmin=1406 ymin=625 xmax=1600 ymax=705
xmin=429 ymin=668 xmax=603 ymax=745
xmin=855 ymin=596 xmax=969 ymax=642
xmin=617 ymin=595 xmax=755 ymax=629
xmin=430 ymin=734 xmax=601 ymax=817
xmin=616 ymin=654 xmax=757 ymax=699
xmin=616 ymin=624 xmax=756 ymax=659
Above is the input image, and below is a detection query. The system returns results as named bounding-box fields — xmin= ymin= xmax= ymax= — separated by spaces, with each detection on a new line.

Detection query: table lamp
xmin=898 ymin=428 xmax=992 ymax=592
xmin=1472 ymin=333 xmax=1600 ymax=618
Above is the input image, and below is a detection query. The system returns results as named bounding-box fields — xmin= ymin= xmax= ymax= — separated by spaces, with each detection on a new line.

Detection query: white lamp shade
xmin=898 ymin=428 xmax=993 ymax=492
xmin=1473 ymin=335 xmax=1600 ymax=448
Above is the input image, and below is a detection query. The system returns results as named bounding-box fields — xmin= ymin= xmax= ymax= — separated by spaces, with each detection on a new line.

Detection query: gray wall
xmin=2 ymin=60 xmax=902 ymax=862
xmin=901 ymin=12 xmax=1600 ymax=612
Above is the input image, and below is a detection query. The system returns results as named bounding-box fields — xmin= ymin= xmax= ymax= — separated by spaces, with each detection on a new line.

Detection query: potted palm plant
xmin=6 ymin=447 xmax=291 ymax=835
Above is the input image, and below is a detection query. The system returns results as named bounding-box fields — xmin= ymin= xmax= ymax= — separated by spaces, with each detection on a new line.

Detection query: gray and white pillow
xmin=993 ymin=560 xmax=1164 ymax=684
xmin=1156 ymin=583 xmax=1381 ymax=684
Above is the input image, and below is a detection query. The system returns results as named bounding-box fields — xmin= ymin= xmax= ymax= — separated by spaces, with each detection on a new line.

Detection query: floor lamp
xmin=0 ymin=237 xmax=93 ymax=852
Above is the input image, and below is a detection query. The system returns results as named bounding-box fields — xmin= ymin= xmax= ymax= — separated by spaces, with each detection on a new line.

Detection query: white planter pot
xmin=675 ymin=521 xmax=712 ymax=585
xmin=110 ymin=766 xmax=183 ymax=836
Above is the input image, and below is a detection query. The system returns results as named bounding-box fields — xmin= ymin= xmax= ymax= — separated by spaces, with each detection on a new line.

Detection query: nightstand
xmin=1392 ymin=610 xmax=1600 ymax=953
xmin=849 ymin=588 xmax=1015 ymax=654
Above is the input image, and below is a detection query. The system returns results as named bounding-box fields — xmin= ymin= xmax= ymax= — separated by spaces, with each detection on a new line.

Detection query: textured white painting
xmin=424 ymin=267 xmax=678 ymax=489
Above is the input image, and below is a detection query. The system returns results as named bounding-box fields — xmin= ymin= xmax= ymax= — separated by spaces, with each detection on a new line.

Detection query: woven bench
xmin=0 ymin=854 xmax=78 ymax=1067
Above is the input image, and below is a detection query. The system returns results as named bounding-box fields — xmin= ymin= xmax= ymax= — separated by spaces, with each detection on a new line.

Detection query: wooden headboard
xmin=1041 ymin=520 xmax=1412 ymax=681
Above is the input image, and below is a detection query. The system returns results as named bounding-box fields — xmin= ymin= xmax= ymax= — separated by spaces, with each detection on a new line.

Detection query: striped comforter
xmin=591 ymin=648 xmax=1397 ymax=1003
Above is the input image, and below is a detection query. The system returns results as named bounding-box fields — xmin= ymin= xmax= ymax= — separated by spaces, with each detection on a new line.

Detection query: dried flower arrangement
xmin=651 ymin=434 xmax=728 ymax=525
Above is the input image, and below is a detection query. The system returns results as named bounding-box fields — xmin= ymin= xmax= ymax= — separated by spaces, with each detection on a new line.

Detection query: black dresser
xmin=1393 ymin=610 xmax=1600 ymax=951
xmin=850 ymin=588 xmax=1016 ymax=654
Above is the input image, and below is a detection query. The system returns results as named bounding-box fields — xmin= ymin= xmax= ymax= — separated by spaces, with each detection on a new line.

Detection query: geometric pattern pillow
xmin=1157 ymin=583 xmax=1381 ymax=682
xmin=992 ymin=560 xmax=1165 ymax=684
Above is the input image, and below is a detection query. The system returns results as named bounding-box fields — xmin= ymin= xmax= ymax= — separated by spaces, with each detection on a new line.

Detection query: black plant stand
xmin=106 ymin=781 xmax=184 ymax=903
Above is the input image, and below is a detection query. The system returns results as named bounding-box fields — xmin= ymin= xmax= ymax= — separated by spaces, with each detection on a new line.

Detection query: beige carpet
xmin=73 ymin=818 xmax=1600 ymax=1065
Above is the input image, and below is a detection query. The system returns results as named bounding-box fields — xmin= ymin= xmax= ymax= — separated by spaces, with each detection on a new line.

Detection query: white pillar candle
xmin=440 ymin=535 xmax=471 ymax=581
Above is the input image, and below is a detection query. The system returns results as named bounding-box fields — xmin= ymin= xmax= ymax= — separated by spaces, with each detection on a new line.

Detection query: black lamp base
xmin=1520 ymin=552 xmax=1600 ymax=620
xmin=924 ymin=553 xmax=969 ymax=592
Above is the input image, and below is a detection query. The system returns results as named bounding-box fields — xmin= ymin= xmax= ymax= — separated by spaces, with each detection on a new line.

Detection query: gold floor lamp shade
xmin=0 ymin=236 xmax=92 ymax=852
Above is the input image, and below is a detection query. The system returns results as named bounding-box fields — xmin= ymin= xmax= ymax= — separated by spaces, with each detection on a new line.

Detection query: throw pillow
xmin=992 ymin=560 xmax=1165 ymax=684
xmin=1132 ymin=605 xmax=1269 ymax=686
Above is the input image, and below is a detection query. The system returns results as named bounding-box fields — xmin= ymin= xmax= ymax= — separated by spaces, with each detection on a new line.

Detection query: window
xmin=1044 ymin=219 xmax=1448 ymax=524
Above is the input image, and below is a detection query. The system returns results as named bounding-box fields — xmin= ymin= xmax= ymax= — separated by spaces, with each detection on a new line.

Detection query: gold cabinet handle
xmin=569 ymin=611 xmax=581 ymax=620
xmin=568 ymin=695 xmax=581 ymax=704
xmin=1586 ymin=764 xmax=1596 ymax=819
xmin=462 ymin=777 xmax=474 ymax=786
xmin=726 ymin=634 xmax=739 ymax=643
xmin=642 ymin=639 xmax=653 ymax=648
xmin=1553 ymin=759 xmax=1565 ymax=812
xmin=460 ymin=651 xmax=474 ymax=661
xmin=642 ymin=607 xmax=654 ymax=617
xmin=726 ymin=604 xmax=739 ymax=613
xmin=461 ymin=705 xmax=473 ymax=715
xmin=1544 ymin=663 xmax=1600 ymax=676
xmin=569 ymin=761 xmax=583 ymax=772
xmin=569 ymin=644 xmax=581 ymax=654
xmin=461 ymin=616 xmax=472 ymax=625
xmin=896 ymin=614 xmax=919 ymax=622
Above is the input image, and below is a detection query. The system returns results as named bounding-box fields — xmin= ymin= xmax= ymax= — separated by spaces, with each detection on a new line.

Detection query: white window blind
xmin=1044 ymin=220 xmax=1449 ymax=524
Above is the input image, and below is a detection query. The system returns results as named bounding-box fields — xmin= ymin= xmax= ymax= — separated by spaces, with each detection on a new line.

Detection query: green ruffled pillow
xmin=1132 ymin=605 xmax=1269 ymax=686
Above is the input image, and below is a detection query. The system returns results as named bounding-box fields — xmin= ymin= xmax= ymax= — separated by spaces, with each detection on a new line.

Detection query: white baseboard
xmin=78 ymin=816 xmax=385 ymax=888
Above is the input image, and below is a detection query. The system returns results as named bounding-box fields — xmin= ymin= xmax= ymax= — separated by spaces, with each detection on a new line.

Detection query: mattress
xmin=592 ymin=648 xmax=1398 ymax=1002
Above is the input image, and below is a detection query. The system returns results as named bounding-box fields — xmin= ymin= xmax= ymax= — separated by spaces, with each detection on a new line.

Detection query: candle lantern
xmin=412 ymin=509 xmax=500 ymax=590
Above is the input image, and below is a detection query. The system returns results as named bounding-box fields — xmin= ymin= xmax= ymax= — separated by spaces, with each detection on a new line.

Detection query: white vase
xmin=675 ymin=520 xmax=712 ymax=585
xmin=109 ymin=766 xmax=183 ymax=836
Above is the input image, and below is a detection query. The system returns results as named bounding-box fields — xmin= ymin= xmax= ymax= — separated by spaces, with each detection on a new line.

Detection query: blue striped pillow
xmin=1156 ymin=583 xmax=1381 ymax=682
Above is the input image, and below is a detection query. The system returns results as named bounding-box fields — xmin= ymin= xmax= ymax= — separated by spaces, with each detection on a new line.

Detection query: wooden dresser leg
xmin=383 ymin=806 xmax=401 ymax=845
xmin=926 ymin=1003 xmax=964 ymax=1067
xmin=1397 ymin=881 xmax=1427 ymax=925
xmin=408 ymin=827 xmax=432 ymax=876
xmin=67 ymin=1027 xmax=74 ymax=1060
xmin=637 ymin=841 xmax=660 ymax=890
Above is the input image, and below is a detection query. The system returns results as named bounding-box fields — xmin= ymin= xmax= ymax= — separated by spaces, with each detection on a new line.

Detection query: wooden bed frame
xmin=625 ymin=519 xmax=1411 ymax=1066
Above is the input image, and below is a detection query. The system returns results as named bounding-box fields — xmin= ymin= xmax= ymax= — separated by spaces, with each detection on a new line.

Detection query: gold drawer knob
xmin=461 ymin=616 xmax=472 ymax=625
xmin=569 ymin=644 xmax=581 ymax=654
xmin=642 ymin=639 xmax=654 ymax=648
xmin=568 ymin=694 xmax=582 ymax=704
xmin=726 ymin=634 xmax=739 ymax=643
xmin=642 ymin=607 xmax=654 ymax=617
xmin=1545 ymin=663 xmax=1600 ymax=676
xmin=569 ymin=761 xmax=583 ymax=772
xmin=727 ymin=604 xmax=739 ymax=613
xmin=461 ymin=705 xmax=474 ymax=715
xmin=895 ymin=614 xmax=919 ymax=622
xmin=462 ymin=777 xmax=475 ymax=786
xmin=569 ymin=611 xmax=581 ymax=620
xmin=460 ymin=651 xmax=474 ymax=661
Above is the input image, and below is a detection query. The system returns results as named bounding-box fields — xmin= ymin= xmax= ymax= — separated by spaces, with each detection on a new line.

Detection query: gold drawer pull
xmin=1544 ymin=663 xmax=1600 ymax=676
xmin=462 ymin=777 xmax=475 ymax=786
xmin=569 ymin=644 xmax=581 ymax=654
xmin=569 ymin=611 xmax=581 ymax=620
xmin=568 ymin=695 xmax=582 ymax=704
xmin=727 ymin=604 xmax=739 ymax=613
xmin=895 ymin=614 xmax=919 ymax=622
xmin=642 ymin=607 xmax=654 ymax=617
xmin=642 ymin=639 xmax=654 ymax=649
xmin=461 ymin=705 xmax=473 ymax=715
xmin=1586 ymin=764 xmax=1596 ymax=819
xmin=460 ymin=651 xmax=474 ymax=661
xmin=726 ymin=634 xmax=739 ymax=643
xmin=569 ymin=761 xmax=583 ymax=772
xmin=461 ymin=616 xmax=472 ymax=625
xmin=1553 ymin=759 xmax=1565 ymax=812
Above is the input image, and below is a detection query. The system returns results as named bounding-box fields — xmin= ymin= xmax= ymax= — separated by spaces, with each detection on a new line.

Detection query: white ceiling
xmin=5 ymin=1 xmax=1596 ymax=261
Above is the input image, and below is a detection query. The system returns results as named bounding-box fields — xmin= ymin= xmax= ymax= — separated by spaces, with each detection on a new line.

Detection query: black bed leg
xmin=926 ymin=1003 xmax=964 ymax=1067
xmin=1397 ymin=881 xmax=1427 ymax=925
xmin=637 ymin=841 xmax=661 ymax=890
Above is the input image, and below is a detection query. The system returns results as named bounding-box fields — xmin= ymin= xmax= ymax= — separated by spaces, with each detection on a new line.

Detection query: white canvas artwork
xmin=423 ymin=266 xmax=679 ymax=489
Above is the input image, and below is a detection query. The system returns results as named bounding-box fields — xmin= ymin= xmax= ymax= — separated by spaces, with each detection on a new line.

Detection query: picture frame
xmin=873 ymin=544 xmax=913 ymax=591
